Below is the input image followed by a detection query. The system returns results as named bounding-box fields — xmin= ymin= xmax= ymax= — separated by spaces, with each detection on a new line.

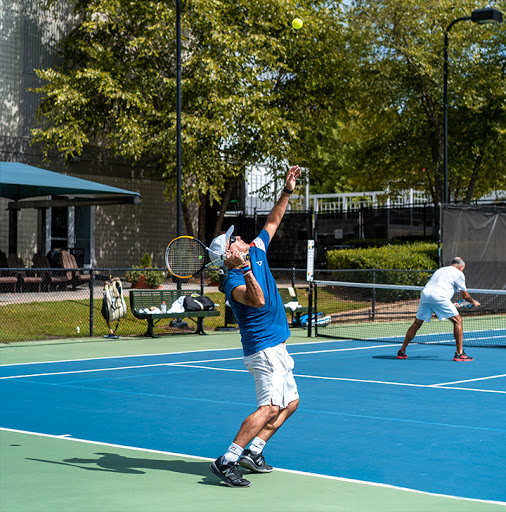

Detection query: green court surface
xmin=1 ymin=332 xmax=505 ymax=512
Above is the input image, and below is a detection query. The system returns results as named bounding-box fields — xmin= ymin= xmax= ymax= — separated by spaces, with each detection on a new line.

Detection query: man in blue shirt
xmin=208 ymin=165 xmax=301 ymax=488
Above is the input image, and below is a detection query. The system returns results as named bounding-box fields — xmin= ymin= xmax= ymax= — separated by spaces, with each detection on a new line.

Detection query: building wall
xmin=91 ymin=175 xmax=177 ymax=269
xmin=0 ymin=0 xmax=74 ymax=140
xmin=0 ymin=1 xmax=181 ymax=269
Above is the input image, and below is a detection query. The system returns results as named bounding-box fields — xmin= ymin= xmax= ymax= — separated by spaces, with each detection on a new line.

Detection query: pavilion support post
xmin=8 ymin=205 xmax=18 ymax=255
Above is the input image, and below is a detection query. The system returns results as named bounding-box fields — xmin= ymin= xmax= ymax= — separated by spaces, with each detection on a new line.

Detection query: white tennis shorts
xmin=416 ymin=299 xmax=459 ymax=322
xmin=243 ymin=343 xmax=299 ymax=409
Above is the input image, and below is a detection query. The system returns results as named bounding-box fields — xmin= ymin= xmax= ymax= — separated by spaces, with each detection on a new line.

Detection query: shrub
xmin=126 ymin=252 xmax=166 ymax=288
xmin=326 ymin=241 xmax=438 ymax=289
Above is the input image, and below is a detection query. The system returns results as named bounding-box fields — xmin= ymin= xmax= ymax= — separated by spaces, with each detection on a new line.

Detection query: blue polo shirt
xmin=224 ymin=229 xmax=291 ymax=356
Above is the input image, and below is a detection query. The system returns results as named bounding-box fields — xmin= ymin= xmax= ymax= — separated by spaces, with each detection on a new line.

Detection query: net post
xmin=306 ymin=239 xmax=315 ymax=337
xmin=371 ymin=269 xmax=376 ymax=321
xmin=314 ymin=281 xmax=318 ymax=337
xmin=438 ymin=202 xmax=442 ymax=267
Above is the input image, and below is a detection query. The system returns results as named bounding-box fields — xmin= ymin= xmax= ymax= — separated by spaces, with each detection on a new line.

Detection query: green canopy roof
xmin=0 ymin=162 xmax=141 ymax=201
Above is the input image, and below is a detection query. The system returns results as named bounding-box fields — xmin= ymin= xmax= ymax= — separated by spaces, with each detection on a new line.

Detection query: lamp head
xmin=471 ymin=8 xmax=503 ymax=24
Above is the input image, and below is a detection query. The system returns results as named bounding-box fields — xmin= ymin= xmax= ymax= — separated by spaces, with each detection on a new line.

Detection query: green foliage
xmin=143 ymin=269 xmax=166 ymax=288
xmin=206 ymin=268 xmax=220 ymax=285
xmin=327 ymin=242 xmax=438 ymax=287
xmin=32 ymin=0 xmax=505 ymax=213
xmin=300 ymin=0 xmax=505 ymax=202
xmin=33 ymin=0 xmax=344 ymax=210
xmin=126 ymin=252 xmax=166 ymax=288
xmin=140 ymin=252 xmax=153 ymax=268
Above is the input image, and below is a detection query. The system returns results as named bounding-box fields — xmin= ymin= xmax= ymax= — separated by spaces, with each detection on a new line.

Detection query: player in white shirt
xmin=397 ymin=257 xmax=480 ymax=361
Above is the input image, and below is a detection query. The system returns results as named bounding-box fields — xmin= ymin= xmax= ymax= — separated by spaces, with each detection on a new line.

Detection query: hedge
xmin=326 ymin=242 xmax=438 ymax=289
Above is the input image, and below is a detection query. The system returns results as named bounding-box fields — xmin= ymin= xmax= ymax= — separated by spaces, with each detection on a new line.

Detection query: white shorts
xmin=416 ymin=299 xmax=459 ymax=323
xmin=243 ymin=343 xmax=299 ymax=409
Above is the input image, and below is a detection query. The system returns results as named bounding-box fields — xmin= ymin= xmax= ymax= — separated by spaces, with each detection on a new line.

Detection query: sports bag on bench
xmin=184 ymin=295 xmax=215 ymax=312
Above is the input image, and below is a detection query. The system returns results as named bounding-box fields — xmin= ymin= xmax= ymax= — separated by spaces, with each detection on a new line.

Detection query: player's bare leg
xmin=400 ymin=318 xmax=424 ymax=352
xmin=232 ymin=404 xmax=280 ymax=448
xmin=449 ymin=315 xmax=464 ymax=353
xmin=256 ymin=399 xmax=299 ymax=443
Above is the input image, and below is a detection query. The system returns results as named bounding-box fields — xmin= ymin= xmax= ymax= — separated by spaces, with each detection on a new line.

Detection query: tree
xmin=301 ymin=0 xmax=505 ymax=203
xmin=32 ymin=0 xmax=347 ymax=238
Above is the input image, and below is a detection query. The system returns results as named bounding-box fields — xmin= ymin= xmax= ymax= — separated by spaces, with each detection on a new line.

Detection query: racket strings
xmin=165 ymin=238 xmax=206 ymax=278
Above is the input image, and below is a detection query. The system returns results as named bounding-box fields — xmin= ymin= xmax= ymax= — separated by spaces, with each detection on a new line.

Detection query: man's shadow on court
xmin=27 ymin=452 xmax=219 ymax=485
xmin=372 ymin=355 xmax=439 ymax=360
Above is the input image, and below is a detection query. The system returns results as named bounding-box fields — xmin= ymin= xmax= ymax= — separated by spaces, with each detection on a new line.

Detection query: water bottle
xmin=161 ymin=301 xmax=167 ymax=313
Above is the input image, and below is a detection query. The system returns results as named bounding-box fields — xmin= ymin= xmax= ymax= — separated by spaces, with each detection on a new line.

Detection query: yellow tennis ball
xmin=292 ymin=18 xmax=303 ymax=30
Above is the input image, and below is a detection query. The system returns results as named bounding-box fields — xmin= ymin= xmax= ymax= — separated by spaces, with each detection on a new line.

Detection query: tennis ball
xmin=292 ymin=18 xmax=303 ymax=30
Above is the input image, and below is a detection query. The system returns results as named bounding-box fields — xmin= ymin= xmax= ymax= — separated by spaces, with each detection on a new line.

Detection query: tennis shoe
xmin=209 ymin=456 xmax=251 ymax=487
xmin=396 ymin=350 xmax=408 ymax=359
xmin=239 ymin=449 xmax=273 ymax=473
xmin=453 ymin=352 xmax=473 ymax=362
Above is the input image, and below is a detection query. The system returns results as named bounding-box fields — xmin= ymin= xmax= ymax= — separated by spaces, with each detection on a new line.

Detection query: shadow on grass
xmin=27 ymin=452 xmax=211 ymax=476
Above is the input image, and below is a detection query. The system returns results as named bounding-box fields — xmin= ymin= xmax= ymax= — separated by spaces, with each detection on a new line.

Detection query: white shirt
xmin=420 ymin=265 xmax=467 ymax=302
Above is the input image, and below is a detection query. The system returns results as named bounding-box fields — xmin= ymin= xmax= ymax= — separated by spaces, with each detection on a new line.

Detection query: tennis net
xmin=314 ymin=280 xmax=506 ymax=347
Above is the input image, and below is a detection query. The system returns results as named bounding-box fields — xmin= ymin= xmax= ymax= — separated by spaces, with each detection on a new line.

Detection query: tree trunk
xmin=213 ymin=177 xmax=239 ymax=237
xmin=464 ymin=155 xmax=482 ymax=204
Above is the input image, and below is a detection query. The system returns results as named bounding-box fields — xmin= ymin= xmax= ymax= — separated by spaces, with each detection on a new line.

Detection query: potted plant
xmin=126 ymin=252 xmax=166 ymax=289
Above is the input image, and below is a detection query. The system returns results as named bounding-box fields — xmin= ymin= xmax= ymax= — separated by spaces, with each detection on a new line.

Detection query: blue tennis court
xmin=1 ymin=334 xmax=505 ymax=510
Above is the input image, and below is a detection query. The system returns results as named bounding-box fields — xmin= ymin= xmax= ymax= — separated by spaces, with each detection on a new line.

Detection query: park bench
xmin=278 ymin=286 xmax=308 ymax=327
xmin=129 ymin=288 xmax=220 ymax=337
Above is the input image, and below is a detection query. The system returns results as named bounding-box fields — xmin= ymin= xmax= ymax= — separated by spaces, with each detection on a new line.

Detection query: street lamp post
xmin=443 ymin=8 xmax=503 ymax=204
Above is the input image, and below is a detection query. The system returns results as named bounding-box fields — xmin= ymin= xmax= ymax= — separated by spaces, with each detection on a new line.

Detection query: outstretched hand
xmin=286 ymin=165 xmax=301 ymax=191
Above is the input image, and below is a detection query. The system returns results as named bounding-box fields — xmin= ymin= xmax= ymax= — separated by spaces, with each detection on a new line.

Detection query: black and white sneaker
xmin=209 ymin=456 xmax=251 ymax=487
xmin=239 ymin=449 xmax=273 ymax=473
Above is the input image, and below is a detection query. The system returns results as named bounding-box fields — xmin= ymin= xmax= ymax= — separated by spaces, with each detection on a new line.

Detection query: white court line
xmin=0 ymin=345 xmax=395 ymax=380
xmin=433 ymin=374 xmax=506 ymax=386
xmin=2 ymin=346 xmax=505 ymax=394
xmin=289 ymin=343 xmax=401 ymax=356
xmin=0 ymin=338 xmax=354 ymax=368
xmin=0 ymin=357 xmax=244 ymax=380
xmin=2 ymin=427 xmax=505 ymax=506
xmin=169 ymin=364 xmax=506 ymax=394
xmin=0 ymin=346 xmax=244 ymax=368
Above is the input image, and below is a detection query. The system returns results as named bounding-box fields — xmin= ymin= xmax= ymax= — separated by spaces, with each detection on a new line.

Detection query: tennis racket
xmin=165 ymin=236 xmax=220 ymax=279
xmin=165 ymin=235 xmax=250 ymax=279
xmin=454 ymin=300 xmax=474 ymax=308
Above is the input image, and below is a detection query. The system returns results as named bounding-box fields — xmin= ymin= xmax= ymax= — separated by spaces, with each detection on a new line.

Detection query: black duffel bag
xmin=184 ymin=295 xmax=215 ymax=311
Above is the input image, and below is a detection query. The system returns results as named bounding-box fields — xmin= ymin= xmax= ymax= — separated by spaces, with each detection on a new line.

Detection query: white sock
xmin=249 ymin=437 xmax=266 ymax=455
xmin=222 ymin=442 xmax=243 ymax=464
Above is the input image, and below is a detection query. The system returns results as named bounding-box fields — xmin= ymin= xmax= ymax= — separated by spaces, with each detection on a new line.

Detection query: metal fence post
xmin=89 ymin=268 xmax=95 ymax=336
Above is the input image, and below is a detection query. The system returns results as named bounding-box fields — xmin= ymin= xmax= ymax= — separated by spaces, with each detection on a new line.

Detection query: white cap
xmin=208 ymin=225 xmax=234 ymax=267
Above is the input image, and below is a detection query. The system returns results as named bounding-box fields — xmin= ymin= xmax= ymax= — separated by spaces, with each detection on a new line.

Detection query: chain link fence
xmin=0 ymin=266 xmax=434 ymax=342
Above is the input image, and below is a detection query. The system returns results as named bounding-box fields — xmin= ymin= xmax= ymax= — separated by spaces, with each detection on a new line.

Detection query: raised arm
xmin=227 ymin=251 xmax=265 ymax=308
xmin=460 ymin=290 xmax=480 ymax=307
xmin=263 ymin=165 xmax=301 ymax=241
